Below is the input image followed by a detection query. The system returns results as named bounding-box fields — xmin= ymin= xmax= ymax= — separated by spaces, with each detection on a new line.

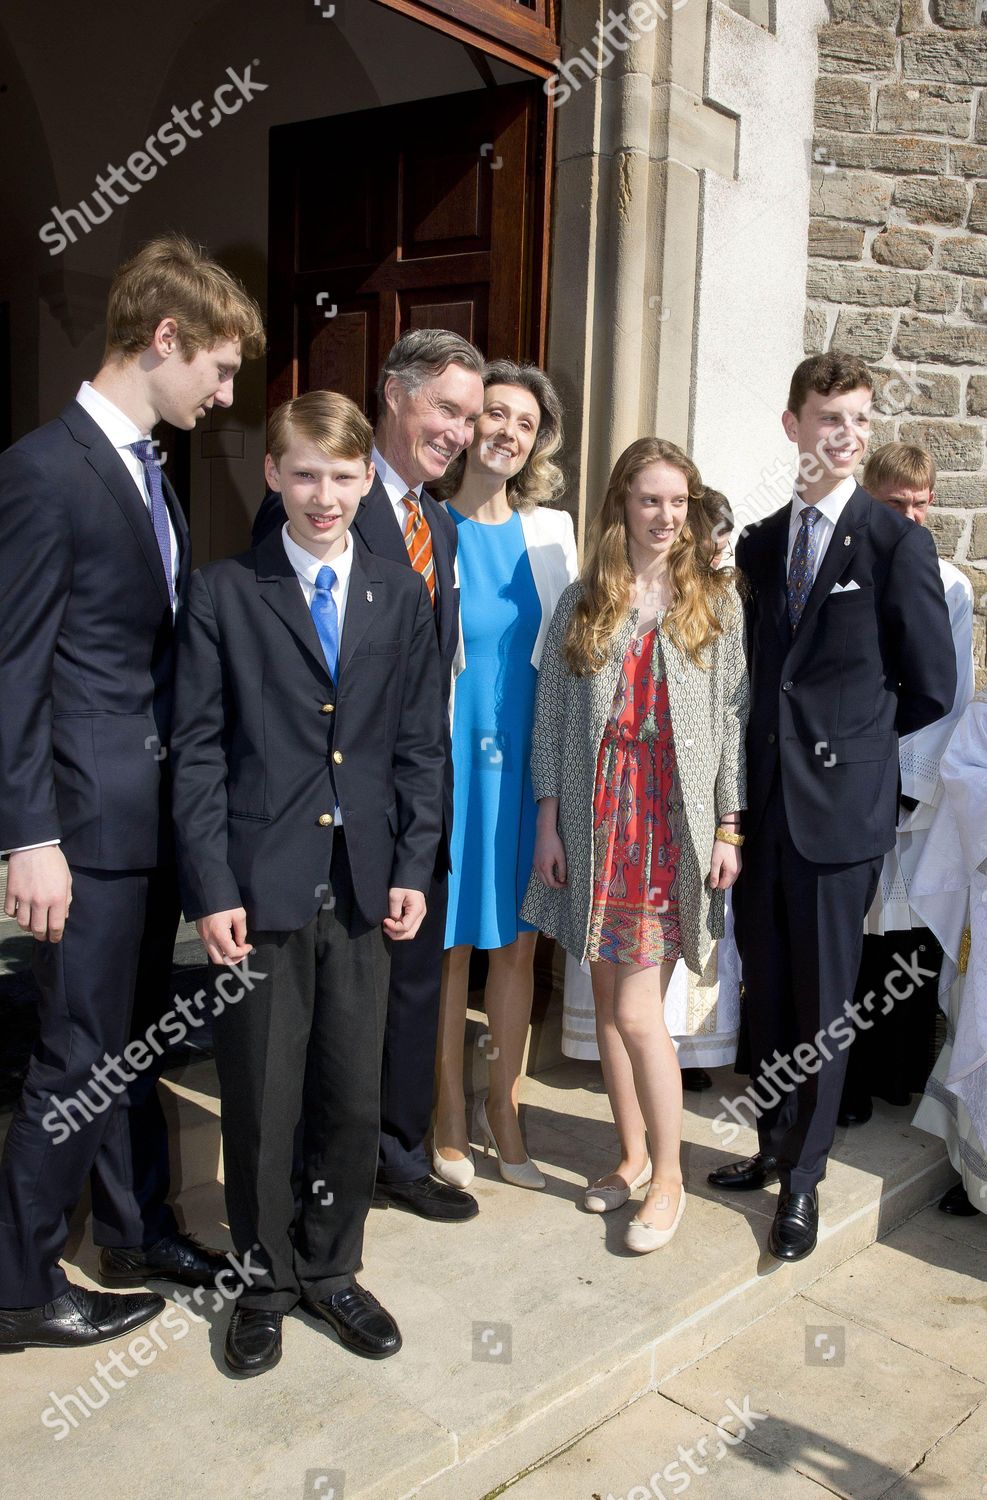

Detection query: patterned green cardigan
xmin=520 ymin=580 xmax=749 ymax=977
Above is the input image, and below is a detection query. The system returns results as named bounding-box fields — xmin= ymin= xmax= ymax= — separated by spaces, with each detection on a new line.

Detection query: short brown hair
xmin=267 ymin=390 xmax=373 ymax=468
xmin=788 ymin=351 xmax=874 ymax=418
xmin=863 ymin=442 xmax=936 ymax=496
xmin=104 ymin=233 xmax=266 ymax=362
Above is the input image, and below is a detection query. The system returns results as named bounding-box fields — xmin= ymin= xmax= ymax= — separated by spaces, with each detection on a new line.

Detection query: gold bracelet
xmin=715 ymin=826 xmax=745 ymax=846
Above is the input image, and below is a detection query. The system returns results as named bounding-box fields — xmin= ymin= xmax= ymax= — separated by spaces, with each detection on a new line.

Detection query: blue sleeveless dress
xmin=444 ymin=506 xmax=541 ymax=950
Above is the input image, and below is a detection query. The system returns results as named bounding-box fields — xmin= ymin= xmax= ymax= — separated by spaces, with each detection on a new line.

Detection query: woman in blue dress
xmin=432 ymin=361 xmax=577 ymax=1191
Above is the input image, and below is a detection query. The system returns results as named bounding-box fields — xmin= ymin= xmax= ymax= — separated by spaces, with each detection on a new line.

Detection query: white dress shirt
xmin=76 ymin=381 xmax=180 ymax=591
xmin=785 ymin=475 xmax=857 ymax=577
xmin=282 ymin=523 xmax=354 ymax=826
xmin=371 ymin=445 xmax=441 ymax=600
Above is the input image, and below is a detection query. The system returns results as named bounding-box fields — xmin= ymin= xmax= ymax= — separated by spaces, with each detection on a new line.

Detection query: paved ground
xmin=2 ymin=1051 xmax=975 ymax=1500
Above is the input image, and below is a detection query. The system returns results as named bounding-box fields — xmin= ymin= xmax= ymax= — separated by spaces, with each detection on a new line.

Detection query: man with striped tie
xmin=707 ymin=352 xmax=955 ymax=1263
xmin=253 ymin=329 xmax=486 ymax=1221
xmin=0 ymin=235 xmax=265 ymax=1350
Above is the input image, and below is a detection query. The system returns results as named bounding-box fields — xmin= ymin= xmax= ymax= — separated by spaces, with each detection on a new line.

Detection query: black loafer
xmin=681 ymin=1068 xmax=713 ymax=1092
xmin=303 ymin=1282 xmax=401 ymax=1358
xmin=374 ymin=1175 xmax=479 ymax=1221
xmin=768 ymin=1189 xmax=818 ymax=1261
xmin=224 ymin=1307 xmax=283 ymax=1375
xmin=837 ymin=1098 xmax=873 ymax=1128
xmin=707 ymin=1151 xmax=781 ymax=1192
xmin=98 ymin=1232 xmax=231 ymax=1289
xmin=0 ymin=1284 xmax=165 ymax=1351
xmin=938 ymin=1182 xmax=979 ymax=1217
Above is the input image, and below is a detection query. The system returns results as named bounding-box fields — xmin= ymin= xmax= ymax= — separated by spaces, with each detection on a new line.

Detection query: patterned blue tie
xmin=787 ymin=505 xmax=821 ymax=632
xmin=129 ymin=440 xmax=175 ymax=605
xmin=311 ymin=564 xmax=339 ymax=681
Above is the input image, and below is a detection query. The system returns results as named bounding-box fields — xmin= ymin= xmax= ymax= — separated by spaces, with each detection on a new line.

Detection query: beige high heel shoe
xmin=475 ymin=1100 xmax=546 ymax=1190
xmin=625 ymin=1186 xmax=686 ymax=1253
xmin=584 ymin=1161 xmax=652 ymax=1214
xmin=431 ymin=1144 xmax=475 ymax=1189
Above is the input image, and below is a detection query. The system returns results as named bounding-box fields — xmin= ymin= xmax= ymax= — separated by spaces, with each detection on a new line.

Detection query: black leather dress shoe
xmin=98 ymin=1232 xmax=230 ymax=1289
xmin=681 ymin=1068 xmax=713 ymax=1092
xmin=837 ymin=1097 xmax=873 ymax=1128
xmin=224 ymin=1307 xmax=283 ymax=1375
xmin=938 ymin=1182 xmax=979 ymax=1217
xmin=374 ymin=1174 xmax=479 ymax=1221
xmin=707 ymin=1151 xmax=781 ymax=1192
xmin=303 ymin=1283 xmax=401 ymax=1358
xmin=0 ymin=1283 xmax=165 ymax=1350
xmin=768 ymin=1190 xmax=818 ymax=1261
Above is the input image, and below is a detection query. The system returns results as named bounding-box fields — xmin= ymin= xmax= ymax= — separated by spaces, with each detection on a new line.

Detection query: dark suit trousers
xmin=376 ymin=868 xmax=448 ymax=1184
xmin=734 ymin=776 xmax=882 ymax=1195
xmin=0 ymin=866 xmax=180 ymax=1308
xmin=214 ymin=832 xmax=390 ymax=1312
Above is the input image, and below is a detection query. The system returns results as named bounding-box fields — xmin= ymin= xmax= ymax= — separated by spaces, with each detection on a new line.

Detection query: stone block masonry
xmin=807 ymin=4 xmax=987 ymax=680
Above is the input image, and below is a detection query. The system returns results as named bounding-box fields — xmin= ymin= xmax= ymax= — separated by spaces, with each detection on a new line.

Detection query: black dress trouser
xmin=0 ymin=865 xmax=180 ymax=1308
xmin=214 ymin=832 xmax=390 ymax=1312
xmin=734 ymin=776 xmax=882 ymax=1195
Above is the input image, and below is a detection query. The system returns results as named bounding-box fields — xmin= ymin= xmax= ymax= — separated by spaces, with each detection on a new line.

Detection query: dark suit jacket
xmin=0 ymin=400 xmax=190 ymax=866
xmin=253 ymin=471 xmax=458 ymax=869
xmin=736 ymin=483 xmax=955 ymax=865
xmin=169 ymin=526 xmax=446 ymax=932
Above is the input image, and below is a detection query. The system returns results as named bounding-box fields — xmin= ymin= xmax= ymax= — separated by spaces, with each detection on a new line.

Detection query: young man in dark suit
xmin=0 ymin=235 xmax=265 ymax=1349
xmin=253 ymin=329 xmax=486 ymax=1223
xmin=708 ymin=352 xmax=956 ymax=1261
xmin=170 ymin=391 xmax=446 ymax=1374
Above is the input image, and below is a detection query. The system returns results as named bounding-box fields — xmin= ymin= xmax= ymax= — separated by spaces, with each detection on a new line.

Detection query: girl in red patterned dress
xmin=524 ymin=439 xmax=748 ymax=1252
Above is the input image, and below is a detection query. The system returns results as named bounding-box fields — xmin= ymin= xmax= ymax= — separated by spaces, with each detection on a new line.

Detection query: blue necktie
xmin=311 ymin=564 xmax=339 ymax=681
xmin=129 ymin=440 xmax=175 ymax=605
xmin=787 ymin=505 xmax=821 ymax=632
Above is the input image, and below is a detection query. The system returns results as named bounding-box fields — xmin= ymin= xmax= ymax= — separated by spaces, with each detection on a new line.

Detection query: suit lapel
xmin=61 ymin=402 xmax=174 ymax=613
xmin=339 ymin=540 xmax=384 ymax=672
xmin=255 ymin=527 xmax=334 ymax=682
xmin=351 ymin=473 xmax=409 ymax=566
xmin=162 ymin=470 xmax=191 ymax=600
xmin=790 ymin=484 xmax=868 ymax=644
xmin=750 ymin=502 xmax=792 ymax=642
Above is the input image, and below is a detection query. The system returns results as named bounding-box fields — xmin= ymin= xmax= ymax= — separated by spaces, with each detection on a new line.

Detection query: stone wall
xmin=806 ymin=0 xmax=987 ymax=680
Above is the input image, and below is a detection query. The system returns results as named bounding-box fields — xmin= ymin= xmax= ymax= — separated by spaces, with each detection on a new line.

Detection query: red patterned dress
xmin=585 ymin=626 xmax=683 ymax=966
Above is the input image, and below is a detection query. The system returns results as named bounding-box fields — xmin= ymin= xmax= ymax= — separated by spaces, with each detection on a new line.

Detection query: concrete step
xmin=5 ymin=1061 xmax=953 ymax=1500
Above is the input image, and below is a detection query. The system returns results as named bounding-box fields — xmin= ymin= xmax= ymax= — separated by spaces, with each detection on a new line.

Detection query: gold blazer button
xmin=317 ymin=813 xmax=334 ymax=827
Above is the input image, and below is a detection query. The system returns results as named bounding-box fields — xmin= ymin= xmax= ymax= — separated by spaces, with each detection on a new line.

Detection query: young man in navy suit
xmin=253 ymin=330 xmax=486 ymax=1223
xmin=0 ymin=235 xmax=265 ymax=1349
xmin=170 ymin=392 xmax=446 ymax=1374
xmin=708 ymin=352 xmax=956 ymax=1261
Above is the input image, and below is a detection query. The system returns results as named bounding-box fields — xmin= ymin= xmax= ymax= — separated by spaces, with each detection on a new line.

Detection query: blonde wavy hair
xmin=433 ymin=360 xmax=565 ymax=510
xmin=564 ymin=437 xmax=739 ymax=675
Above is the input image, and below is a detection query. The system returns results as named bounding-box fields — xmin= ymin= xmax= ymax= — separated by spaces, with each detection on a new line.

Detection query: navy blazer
xmin=253 ymin=469 xmax=458 ymax=866
xmin=169 ymin=527 xmax=446 ymax=932
xmin=0 ymin=401 xmax=190 ymax=866
xmin=737 ymin=483 xmax=956 ymax=865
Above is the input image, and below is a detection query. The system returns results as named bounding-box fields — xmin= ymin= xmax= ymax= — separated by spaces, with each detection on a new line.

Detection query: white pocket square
xmin=830 ymin=580 xmax=860 ymax=594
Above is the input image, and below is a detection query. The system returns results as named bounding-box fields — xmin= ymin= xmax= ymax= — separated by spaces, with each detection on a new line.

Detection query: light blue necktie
xmin=787 ymin=505 xmax=821 ymax=632
xmin=311 ymin=564 xmax=339 ymax=680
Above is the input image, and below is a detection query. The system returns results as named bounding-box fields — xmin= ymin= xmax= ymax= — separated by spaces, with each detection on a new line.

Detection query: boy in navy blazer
xmin=170 ymin=391 xmax=445 ymax=1375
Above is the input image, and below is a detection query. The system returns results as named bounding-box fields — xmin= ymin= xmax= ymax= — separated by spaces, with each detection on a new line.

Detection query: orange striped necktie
xmin=401 ymin=491 xmax=436 ymax=608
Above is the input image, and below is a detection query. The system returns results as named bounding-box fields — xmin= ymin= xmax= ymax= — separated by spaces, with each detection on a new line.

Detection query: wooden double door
xmin=267 ymin=80 xmax=551 ymax=418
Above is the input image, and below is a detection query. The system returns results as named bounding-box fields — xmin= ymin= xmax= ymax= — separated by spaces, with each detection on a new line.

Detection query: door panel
xmin=267 ymin=81 xmax=549 ymax=419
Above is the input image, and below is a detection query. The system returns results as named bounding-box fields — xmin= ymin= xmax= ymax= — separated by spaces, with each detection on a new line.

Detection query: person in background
xmin=839 ymin=443 xmax=974 ymax=1127
xmin=523 ymin=437 xmax=748 ymax=1253
xmin=431 ymin=361 xmax=576 ymax=1191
